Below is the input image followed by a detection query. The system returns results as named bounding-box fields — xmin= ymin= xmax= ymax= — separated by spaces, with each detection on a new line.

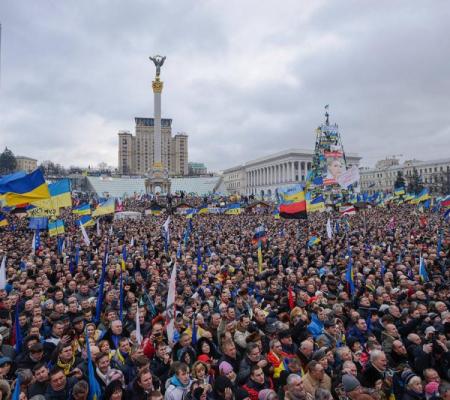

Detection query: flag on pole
xmin=119 ymin=271 xmax=124 ymax=320
xmin=80 ymin=224 xmax=91 ymax=246
xmin=326 ymin=218 xmax=333 ymax=239
xmin=166 ymin=263 xmax=177 ymax=345
xmin=345 ymin=258 xmax=355 ymax=297
xmin=257 ymin=240 xmax=263 ymax=273
xmin=0 ymin=256 xmax=6 ymax=290
xmin=135 ymin=305 xmax=142 ymax=345
xmin=437 ymin=230 xmax=443 ymax=259
xmin=14 ymin=303 xmax=22 ymax=353
xmin=95 ymin=250 xmax=108 ymax=324
xmin=11 ymin=376 xmax=21 ymax=400
xmin=86 ymin=332 xmax=102 ymax=400
xmin=419 ymin=255 xmax=429 ymax=282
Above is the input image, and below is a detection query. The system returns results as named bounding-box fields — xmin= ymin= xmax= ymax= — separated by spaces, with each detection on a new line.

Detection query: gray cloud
xmin=0 ymin=0 xmax=449 ymax=170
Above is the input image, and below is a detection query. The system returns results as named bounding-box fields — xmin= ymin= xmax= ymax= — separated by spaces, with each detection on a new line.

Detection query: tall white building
xmin=360 ymin=157 xmax=450 ymax=194
xmin=223 ymin=148 xmax=361 ymax=197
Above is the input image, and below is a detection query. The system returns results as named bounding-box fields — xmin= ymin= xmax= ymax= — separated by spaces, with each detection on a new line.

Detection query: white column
xmin=153 ymin=88 xmax=162 ymax=164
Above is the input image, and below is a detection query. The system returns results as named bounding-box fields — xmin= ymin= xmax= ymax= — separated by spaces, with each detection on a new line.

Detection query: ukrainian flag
xmin=197 ymin=207 xmax=209 ymax=215
xmin=79 ymin=215 xmax=95 ymax=227
xmin=185 ymin=208 xmax=198 ymax=219
xmin=0 ymin=214 xmax=8 ymax=227
xmin=225 ymin=203 xmax=242 ymax=215
xmin=92 ymin=198 xmax=115 ymax=217
xmin=151 ymin=209 xmax=162 ymax=216
xmin=345 ymin=258 xmax=355 ymax=296
xmin=308 ymin=236 xmax=321 ymax=247
xmin=73 ymin=203 xmax=91 ymax=215
xmin=394 ymin=187 xmax=405 ymax=196
xmin=48 ymin=221 xmax=58 ymax=237
xmin=32 ymin=179 xmax=72 ymax=209
xmin=0 ymin=169 xmax=50 ymax=206
xmin=273 ymin=209 xmax=280 ymax=219
xmin=416 ymin=188 xmax=431 ymax=203
xmin=306 ymin=193 xmax=325 ymax=213
xmin=49 ymin=179 xmax=72 ymax=208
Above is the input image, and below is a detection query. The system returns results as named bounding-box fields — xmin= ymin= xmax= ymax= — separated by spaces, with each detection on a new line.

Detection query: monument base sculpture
xmin=145 ymin=162 xmax=171 ymax=194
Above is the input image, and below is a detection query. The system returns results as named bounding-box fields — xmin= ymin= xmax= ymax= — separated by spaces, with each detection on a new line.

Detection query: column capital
xmin=152 ymin=79 xmax=164 ymax=93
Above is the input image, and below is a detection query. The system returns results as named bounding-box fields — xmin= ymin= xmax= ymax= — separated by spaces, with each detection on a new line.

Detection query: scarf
xmin=57 ymin=355 xmax=76 ymax=376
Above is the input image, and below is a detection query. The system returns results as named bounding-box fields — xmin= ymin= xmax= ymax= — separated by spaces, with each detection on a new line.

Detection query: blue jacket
xmin=307 ymin=314 xmax=324 ymax=338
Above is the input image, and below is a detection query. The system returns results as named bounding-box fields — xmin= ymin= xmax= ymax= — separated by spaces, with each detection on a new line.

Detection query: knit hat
xmin=259 ymin=389 xmax=276 ymax=400
xmin=401 ymin=370 xmax=417 ymax=386
xmin=219 ymin=361 xmax=234 ymax=375
xmin=342 ymin=374 xmax=361 ymax=392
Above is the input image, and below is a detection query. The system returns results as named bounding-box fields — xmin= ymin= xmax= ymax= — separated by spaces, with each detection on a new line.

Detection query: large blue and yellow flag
xmin=92 ymin=198 xmax=115 ymax=217
xmin=225 ymin=203 xmax=242 ymax=215
xmin=0 ymin=169 xmax=50 ymax=206
xmin=32 ymin=179 xmax=72 ymax=209
xmin=79 ymin=215 xmax=95 ymax=228
xmin=73 ymin=203 xmax=91 ymax=215
xmin=197 ymin=207 xmax=209 ymax=215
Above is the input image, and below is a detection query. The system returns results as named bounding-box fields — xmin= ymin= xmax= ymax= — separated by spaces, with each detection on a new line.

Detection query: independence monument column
xmin=145 ymin=55 xmax=171 ymax=194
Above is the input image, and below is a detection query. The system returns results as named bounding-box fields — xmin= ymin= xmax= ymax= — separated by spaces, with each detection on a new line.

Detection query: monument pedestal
xmin=145 ymin=162 xmax=171 ymax=194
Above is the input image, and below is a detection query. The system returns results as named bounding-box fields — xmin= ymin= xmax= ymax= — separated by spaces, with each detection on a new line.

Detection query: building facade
xmin=16 ymin=156 xmax=37 ymax=173
xmin=117 ymin=118 xmax=188 ymax=176
xmin=360 ymin=157 xmax=450 ymax=194
xmin=223 ymin=148 xmax=361 ymax=197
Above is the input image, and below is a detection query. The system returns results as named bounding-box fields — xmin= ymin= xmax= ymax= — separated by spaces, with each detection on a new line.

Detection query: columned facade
xmin=223 ymin=148 xmax=361 ymax=198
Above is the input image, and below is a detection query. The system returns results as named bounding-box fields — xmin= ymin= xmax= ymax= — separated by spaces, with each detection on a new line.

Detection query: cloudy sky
xmin=1 ymin=1 xmax=449 ymax=171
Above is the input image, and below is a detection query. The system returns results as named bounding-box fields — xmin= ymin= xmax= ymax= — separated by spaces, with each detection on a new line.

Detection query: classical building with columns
xmin=223 ymin=148 xmax=361 ymax=198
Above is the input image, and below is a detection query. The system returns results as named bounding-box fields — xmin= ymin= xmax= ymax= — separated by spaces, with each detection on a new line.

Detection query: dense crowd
xmin=0 ymin=200 xmax=449 ymax=400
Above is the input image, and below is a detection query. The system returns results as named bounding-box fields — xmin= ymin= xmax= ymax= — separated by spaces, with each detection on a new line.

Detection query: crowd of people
xmin=0 ymin=198 xmax=448 ymax=400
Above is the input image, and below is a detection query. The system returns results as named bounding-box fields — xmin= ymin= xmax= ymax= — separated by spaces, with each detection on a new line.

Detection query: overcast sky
xmin=1 ymin=1 xmax=449 ymax=171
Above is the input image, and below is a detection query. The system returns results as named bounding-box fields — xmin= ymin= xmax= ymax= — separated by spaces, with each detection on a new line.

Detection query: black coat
xmin=359 ymin=362 xmax=383 ymax=389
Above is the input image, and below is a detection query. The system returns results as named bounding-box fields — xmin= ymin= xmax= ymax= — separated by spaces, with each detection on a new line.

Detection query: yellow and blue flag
xmin=394 ymin=187 xmax=405 ymax=196
xmin=197 ymin=207 xmax=209 ymax=215
xmin=73 ymin=203 xmax=91 ymax=215
xmin=345 ymin=257 xmax=355 ymax=296
xmin=32 ymin=179 xmax=72 ymax=209
xmin=308 ymin=236 xmax=321 ymax=247
xmin=0 ymin=214 xmax=8 ymax=227
xmin=225 ymin=203 xmax=242 ymax=215
xmin=414 ymin=188 xmax=431 ymax=203
xmin=79 ymin=215 xmax=95 ymax=228
xmin=92 ymin=198 xmax=115 ymax=217
xmin=0 ymin=169 xmax=50 ymax=206
xmin=48 ymin=220 xmax=65 ymax=237
xmin=419 ymin=256 xmax=429 ymax=282
xmin=185 ymin=208 xmax=197 ymax=219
